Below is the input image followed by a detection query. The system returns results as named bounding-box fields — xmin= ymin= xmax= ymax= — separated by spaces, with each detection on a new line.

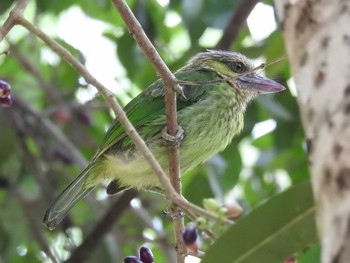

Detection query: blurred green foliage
xmin=0 ymin=0 xmax=317 ymax=262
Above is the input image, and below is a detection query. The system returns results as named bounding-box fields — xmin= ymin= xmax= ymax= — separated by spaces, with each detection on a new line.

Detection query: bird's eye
xmin=230 ymin=62 xmax=246 ymax=73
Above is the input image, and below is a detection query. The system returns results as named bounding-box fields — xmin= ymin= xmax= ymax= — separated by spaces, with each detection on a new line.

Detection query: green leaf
xmin=202 ymin=181 xmax=317 ymax=263
xmin=298 ymin=244 xmax=321 ymax=263
xmin=182 ymin=166 xmax=213 ymax=206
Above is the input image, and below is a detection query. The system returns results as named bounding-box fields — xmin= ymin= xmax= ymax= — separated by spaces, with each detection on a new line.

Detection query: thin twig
xmin=111 ymin=1 xmax=186 ymax=261
xmin=0 ymin=0 xmax=28 ymax=42
xmin=215 ymin=0 xmax=260 ymax=50
xmin=10 ymin=95 xmax=87 ymax=169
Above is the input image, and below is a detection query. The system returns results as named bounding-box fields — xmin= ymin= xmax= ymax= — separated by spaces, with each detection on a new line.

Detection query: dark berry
xmin=182 ymin=226 xmax=198 ymax=245
xmin=77 ymin=110 xmax=91 ymax=125
xmin=139 ymin=246 xmax=154 ymax=263
xmin=0 ymin=80 xmax=10 ymax=98
xmin=124 ymin=256 xmax=142 ymax=263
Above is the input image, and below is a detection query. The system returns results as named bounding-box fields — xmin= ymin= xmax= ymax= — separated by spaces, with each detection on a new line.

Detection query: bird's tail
xmin=43 ymin=166 xmax=95 ymax=230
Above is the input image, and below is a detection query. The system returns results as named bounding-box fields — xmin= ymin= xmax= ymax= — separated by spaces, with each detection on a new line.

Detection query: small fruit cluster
xmin=203 ymin=198 xmax=243 ymax=219
xmin=124 ymin=246 xmax=154 ymax=263
xmin=0 ymin=80 xmax=12 ymax=107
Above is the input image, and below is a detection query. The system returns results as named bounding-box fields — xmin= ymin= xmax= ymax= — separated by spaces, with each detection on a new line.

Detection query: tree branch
xmin=0 ymin=0 xmax=28 ymax=42
xmin=1 ymin=5 xmax=231 ymax=258
xmin=14 ymin=6 xmax=230 ymax=225
xmin=6 ymin=5 xmax=223 ymax=220
xmin=215 ymin=0 xmax=260 ymax=50
xmin=9 ymin=96 xmax=87 ymax=169
xmin=110 ymin=0 xmax=186 ymax=260
xmin=0 ymin=2 xmax=235 ymax=262
xmin=14 ymin=15 xmax=173 ymax=191
xmin=66 ymin=189 xmax=138 ymax=263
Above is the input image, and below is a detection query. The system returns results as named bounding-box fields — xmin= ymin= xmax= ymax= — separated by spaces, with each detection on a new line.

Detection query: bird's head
xmin=188 ymin=50 xmax=285 ymax=99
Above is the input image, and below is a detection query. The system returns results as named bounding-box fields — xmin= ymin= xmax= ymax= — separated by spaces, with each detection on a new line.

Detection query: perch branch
xmin=4 ymin=5 xmax=229 ymax=248
xmin=14 ymin=12 xmax=226 ymax=224
xmin=111 ymin=0 xmax=186 ymax=259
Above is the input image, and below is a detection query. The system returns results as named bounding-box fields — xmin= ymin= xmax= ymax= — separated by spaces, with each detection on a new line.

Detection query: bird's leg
xmin=163 ymin=204 xmax=185 ymax=219
xmin=163 ymin=196 xmax=198 ymax=221
xmin=161 ymin=126 xmax=184 ymax=145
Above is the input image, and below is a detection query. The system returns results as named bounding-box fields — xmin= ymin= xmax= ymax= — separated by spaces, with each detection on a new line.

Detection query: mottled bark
xmin=275 ymin=1 xmax=350 ymax=262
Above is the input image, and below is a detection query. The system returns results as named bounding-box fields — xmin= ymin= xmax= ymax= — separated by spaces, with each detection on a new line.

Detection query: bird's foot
xmin=174 ymin=85 xmax=187 ymax=100
xmin=145 ymin=186 xmax=166 ymax=196
xmin=161 ymin=126 xmax=184 ymax=145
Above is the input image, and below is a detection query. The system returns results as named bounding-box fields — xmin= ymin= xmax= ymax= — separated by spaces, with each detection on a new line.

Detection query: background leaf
xmin=202 ymin=181 xmax=317 ymax=263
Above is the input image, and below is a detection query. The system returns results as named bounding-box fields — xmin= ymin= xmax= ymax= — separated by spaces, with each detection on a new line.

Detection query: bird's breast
xmin=178 ymin=89 xmax=245 ymax=173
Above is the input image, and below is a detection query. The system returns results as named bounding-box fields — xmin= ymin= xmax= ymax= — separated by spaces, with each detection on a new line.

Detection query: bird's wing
xmin=94 ymin=68 xmax=221 ymax=159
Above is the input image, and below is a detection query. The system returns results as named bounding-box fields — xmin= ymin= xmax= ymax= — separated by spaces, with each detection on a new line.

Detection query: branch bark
xmin=215 ymin=0 xmax=260 ymax=50
xmin=111 ymin=0 xmax=185 ymax=260
xmin=0 ymin=0 xmax=28 ymax=41
xmin=66 ymin=189 xmax=138 ymax=263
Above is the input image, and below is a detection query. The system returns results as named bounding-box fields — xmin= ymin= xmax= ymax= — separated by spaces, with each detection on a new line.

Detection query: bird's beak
xmin=238 ymin=75 xmax=285 ymax=94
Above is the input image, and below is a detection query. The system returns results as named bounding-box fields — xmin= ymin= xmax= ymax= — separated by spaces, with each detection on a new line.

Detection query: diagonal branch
xmin=65 ymin=189 xmax=138 ymax=263
xmin=14 ymin=15 xmax=173 ymax=194
xmin=13 ymin=11 xmax=224 ymax=225
xmin=215 ymin=0 xmax=260 ymax=50
xmin=13 ymin=5 xmax=229 ymax=222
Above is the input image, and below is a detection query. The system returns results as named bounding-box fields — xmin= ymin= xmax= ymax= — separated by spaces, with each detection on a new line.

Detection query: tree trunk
xmin=275 ymin=1 xmax=350 ymax=262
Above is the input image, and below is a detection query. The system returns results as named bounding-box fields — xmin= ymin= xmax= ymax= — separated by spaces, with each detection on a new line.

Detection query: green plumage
xmin=44 ymin=50 xmax=284 ymax=229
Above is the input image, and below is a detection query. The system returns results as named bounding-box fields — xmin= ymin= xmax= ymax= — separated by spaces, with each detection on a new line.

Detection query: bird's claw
xmin=163 ymin=207 xmax=185 ymax=219
xmin=161 ymin=126 xmax=184 ymax=145
xmin=174 ymin=85 xmax=187 ymax=100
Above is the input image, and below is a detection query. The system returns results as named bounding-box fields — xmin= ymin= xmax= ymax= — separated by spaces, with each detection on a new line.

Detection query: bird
xmin=43 ymin=50 xmax=285 ymax=230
